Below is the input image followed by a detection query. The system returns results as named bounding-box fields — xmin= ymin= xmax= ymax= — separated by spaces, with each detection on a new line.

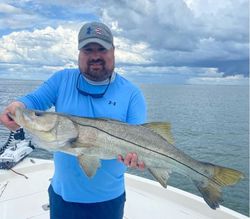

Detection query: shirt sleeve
xmin=126 ymin=89 xmax=147 ymax=125
xmin=18 ymin=71 xmax=62 ymax=110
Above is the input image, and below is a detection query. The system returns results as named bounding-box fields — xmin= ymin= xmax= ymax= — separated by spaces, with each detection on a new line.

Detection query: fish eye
xmin=35 ymin=111 xmax=43 ymax=116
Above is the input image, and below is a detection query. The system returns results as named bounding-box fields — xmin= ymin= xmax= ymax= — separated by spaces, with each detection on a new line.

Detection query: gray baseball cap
xmin=78 ymin=22 xmax=114 ymax=50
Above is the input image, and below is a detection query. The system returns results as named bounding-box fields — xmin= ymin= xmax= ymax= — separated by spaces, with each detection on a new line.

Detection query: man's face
xmin=78 ymin=43 xmax=115 ymax=82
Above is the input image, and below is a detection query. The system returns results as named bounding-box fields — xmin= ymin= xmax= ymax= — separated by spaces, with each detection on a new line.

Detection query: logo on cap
xmin=95 ymin=27 xmax=102 ymax=35
xmin=78 ymin=22 xmax=113 ymax=50
xmin=86 ymin=26 xmax=102 ymax=36
xmin=86 ymin=27 xmax=92 ymax=35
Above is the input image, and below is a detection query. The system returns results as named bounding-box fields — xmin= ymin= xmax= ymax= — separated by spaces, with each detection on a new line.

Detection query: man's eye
xmin=82 ymin=47 xmax=107 ymax=54
xmin=98 ymin=48 xmax=107 ymax=52
xmin=83 ymin=48 xmax=92 ymax=53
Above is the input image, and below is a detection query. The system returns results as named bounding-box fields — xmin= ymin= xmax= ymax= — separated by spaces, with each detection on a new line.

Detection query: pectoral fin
xmin=77 ymin=155 xmax=101 ymax=178
xmin=60 ymin=145 xmax=82 ymax=156
xmin=148 ymin=167 xmax=171 ymax=188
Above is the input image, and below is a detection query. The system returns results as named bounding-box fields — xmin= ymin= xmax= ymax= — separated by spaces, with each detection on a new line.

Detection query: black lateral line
xmin=74 ymin=121 xmax=221 ymax=186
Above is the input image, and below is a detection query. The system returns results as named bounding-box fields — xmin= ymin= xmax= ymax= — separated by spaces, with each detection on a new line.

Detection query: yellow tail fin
xmin=212 ymin=165 xmax=244 ymax=186
xmin=193 ymin=163 xmax=244 ymax=209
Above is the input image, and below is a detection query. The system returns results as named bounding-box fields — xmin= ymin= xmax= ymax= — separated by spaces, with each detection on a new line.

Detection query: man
xmin=0 ymin=22 xmax=146 ymax=219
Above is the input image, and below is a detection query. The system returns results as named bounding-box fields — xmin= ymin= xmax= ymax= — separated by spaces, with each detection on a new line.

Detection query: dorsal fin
xmin=142 ymin=122 xmax=175 ymax=145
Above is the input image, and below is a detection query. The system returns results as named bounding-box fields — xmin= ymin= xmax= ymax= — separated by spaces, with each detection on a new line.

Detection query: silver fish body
xmin=9 ymin=107 xmax=244 ymax=210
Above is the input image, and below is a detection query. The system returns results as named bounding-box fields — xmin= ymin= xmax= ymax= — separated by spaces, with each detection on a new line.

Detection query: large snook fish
xmin=9 ymin=107 xmax=244 ymax=210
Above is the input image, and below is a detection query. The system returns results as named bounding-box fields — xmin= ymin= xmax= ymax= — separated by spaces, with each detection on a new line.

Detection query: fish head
xmin=8 ymin=107 xmax=78 ymax=150
xmin=9 ymin=107 xmax=57 ymax=132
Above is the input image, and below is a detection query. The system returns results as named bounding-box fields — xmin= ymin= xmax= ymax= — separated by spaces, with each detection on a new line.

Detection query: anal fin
xmin=77 ymin=154 xmax=101 ymax=178
xmin=148 ymin=168 xmax=171 ymax=188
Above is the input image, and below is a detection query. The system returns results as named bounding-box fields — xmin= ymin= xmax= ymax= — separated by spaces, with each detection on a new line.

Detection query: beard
xmin=82 ymin=59 xmax=114 ymax=82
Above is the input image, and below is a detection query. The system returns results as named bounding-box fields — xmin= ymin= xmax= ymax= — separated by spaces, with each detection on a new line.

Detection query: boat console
xmin=0 ymin=128 xmax=34 ymax=169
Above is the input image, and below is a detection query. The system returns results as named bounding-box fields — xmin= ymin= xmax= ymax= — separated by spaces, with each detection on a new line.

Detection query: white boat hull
xmin=0 ymin=158 xmax=248 ymax=219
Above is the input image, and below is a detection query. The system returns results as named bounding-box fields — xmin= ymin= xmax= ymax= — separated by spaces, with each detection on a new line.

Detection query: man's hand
xmin=118 ymin=152 xmax=145 ymax=170
xmin=0 ymin=101 xmax=25 ymax=130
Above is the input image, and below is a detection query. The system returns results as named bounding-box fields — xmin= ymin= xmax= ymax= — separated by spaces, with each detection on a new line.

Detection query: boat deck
xmin=0 ymin=158 xmax=248 ymax=219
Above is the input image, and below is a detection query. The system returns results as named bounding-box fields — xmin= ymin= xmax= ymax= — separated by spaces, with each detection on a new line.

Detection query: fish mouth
xmin=7 ymin=112 xmax=15 ymax=120
xmin=7 ymin=108 xmax=40 ymax=129
xmin=7 ymin=107 xmax=28 ymax=127
xmin=7 ymin=106 xmax=25 ymax=120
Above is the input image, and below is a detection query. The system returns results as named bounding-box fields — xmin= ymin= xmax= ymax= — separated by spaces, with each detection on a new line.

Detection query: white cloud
xmin=0 ymin=0 xmax=248 ymax=85
xmin=0 ymin=2 xmax=46 ymax=30
xmin=116 ymin=65 xmax=249 ymax=85
xmin=116 ymin=65 xmax=221 ymax=76
xmin=101 ymin=0 xmax=198 ymax=51
xmin=0 ymin=26 xmax=78 ymax=64
xmin=99 ymin=0 xmax=248 ymax=74
xmin=0 ymin=3 xmax=23 ymax=14
xmin=114 ymin=37 xmax=152 ymax=64
xmin=187 ymin=74 xmax=249 ymax=85
xmin=0 ymin=63 xmax=63 ymax=80
xmin=0 ymin=24 xmax=152 ymax=78
xmin=0 ymin=26 xmax=78 ymax=78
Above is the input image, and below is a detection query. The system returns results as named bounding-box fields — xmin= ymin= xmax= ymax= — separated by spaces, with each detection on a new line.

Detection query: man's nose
xmin=90 ymin=50 xmax=102 ymax=60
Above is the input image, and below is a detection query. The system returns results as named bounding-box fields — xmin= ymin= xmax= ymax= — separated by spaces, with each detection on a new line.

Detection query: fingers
xmin=0 ymin=101 xmax=25 ymax=130
xmin=0 ymin=112 xmax=19 ymax=130
xmin=128 ymin=153 xmax=137 ymax=168
xmin=137 ymin=160 xmax=145 ymax=170
xmin=117 ymin=154 xmax=123 ymax=162
xmin=118 ymin=152 xmax=145 ymax=170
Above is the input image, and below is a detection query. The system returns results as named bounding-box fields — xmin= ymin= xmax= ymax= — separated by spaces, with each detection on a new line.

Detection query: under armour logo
xmin=108 ymin=100 xmax=116 ymax=106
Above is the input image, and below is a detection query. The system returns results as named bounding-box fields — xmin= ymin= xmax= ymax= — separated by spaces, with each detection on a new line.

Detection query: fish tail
xmin=193 ymin=163 xmax=244 ymax=209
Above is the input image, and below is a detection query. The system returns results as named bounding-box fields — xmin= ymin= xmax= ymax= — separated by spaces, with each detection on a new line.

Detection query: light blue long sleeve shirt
xmin=19 ymin=68 xmax=146 ymax=203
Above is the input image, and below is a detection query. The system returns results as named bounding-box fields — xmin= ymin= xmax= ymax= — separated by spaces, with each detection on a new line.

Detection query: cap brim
xmin=78 ymin=38 xmax=113 ymax=50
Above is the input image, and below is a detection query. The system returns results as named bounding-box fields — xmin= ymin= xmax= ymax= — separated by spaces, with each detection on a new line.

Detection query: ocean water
xmin=0 ymin=79 xmax=249 ymax=216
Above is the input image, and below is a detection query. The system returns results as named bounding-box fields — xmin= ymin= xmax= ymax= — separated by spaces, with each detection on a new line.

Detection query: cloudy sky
xmin=0 ymin=0 xmax=249 ymax=85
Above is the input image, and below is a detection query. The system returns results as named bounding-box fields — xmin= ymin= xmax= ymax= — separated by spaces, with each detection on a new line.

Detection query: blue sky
xmin=0 ymin=0 xmax=249 ymax=85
